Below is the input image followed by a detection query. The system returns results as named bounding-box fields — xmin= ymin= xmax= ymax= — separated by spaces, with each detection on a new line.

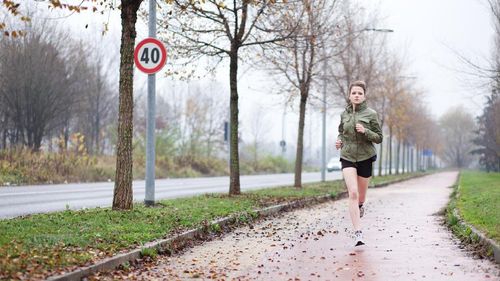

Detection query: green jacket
xmin=338 ymin=101 xmax=383 ymax=162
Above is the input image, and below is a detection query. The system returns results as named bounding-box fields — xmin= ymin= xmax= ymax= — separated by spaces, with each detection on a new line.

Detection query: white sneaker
xmin=354 ymin=230 xmax=365 ymax=246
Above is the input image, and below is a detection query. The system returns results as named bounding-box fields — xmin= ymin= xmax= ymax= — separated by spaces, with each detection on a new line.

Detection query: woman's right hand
xmin=335 ymin=139 xmax=342 ymax=150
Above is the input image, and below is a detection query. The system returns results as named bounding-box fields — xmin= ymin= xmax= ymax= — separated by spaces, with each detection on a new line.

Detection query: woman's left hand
xmin=355 ymin=123 xmax=366 ymax=134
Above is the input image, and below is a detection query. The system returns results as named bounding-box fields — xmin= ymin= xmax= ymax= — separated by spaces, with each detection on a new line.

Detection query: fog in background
xmin=18 ymin=0 xmax=496 ymax=164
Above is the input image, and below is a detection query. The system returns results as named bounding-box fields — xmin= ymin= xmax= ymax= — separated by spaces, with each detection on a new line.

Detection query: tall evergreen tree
xmin=471 ymin=91 xmax=500 ymax=171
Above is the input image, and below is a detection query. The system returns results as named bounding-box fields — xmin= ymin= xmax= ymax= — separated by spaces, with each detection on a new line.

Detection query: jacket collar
xmin=346 ymin=101 xmax=367 ymax=113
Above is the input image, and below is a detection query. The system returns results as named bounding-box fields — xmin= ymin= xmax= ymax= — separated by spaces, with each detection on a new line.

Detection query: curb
xmin=46 ymin=174 xmax=425 ymax=281
xmin=452 ymin=210 xmax=500 ymax=264
xmin=47 ymin=194 xmax=344 ymax=281
xmin=370 ymin=173 xmax=428 ymax=188
xmin=445 ymin=171 xmax=499 ymax=264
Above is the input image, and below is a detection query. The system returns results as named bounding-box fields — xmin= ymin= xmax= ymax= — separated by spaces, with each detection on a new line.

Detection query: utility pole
xmin=281 ymin=104 xmax=287 ymax=157
xmin=321 ymin=49 xmax=327 ymax=182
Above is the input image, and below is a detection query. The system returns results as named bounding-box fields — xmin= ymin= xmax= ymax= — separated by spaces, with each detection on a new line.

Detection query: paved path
xmin=95 ymin=172 xmax=499 ymax=281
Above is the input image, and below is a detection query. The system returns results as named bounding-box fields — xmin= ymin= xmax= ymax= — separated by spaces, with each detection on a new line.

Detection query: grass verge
xmin=445 ymin=170 xmax=500 ymax=259
xmin=0 ymin=172 xmax=424 ymax=280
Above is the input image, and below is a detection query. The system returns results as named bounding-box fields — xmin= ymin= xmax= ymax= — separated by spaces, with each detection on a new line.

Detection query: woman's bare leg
xmin=343 ymin=167 xmax=361 ymax=231
xmin=357 ymin=176 xmax=371 ymax=206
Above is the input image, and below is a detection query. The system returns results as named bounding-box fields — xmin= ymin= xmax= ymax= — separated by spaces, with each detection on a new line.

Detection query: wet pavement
xmin=98 ymin=172 xmax=499 ymax=280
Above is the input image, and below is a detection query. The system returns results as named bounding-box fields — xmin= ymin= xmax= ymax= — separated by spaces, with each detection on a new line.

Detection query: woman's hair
xmin=349 ymin=80 xmax=366 ymax=94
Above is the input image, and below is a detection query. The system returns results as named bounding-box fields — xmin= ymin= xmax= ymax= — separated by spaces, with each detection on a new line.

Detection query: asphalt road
xmin=0 ymin=171 xmax=343 ymax=219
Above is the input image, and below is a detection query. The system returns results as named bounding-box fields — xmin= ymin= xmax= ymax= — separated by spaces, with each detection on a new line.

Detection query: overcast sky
xmin=375 ymin=0 xmax=494 ymax=117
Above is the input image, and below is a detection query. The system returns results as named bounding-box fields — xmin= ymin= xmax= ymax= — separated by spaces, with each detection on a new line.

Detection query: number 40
xmin=140 ymin=47 xmax=160 ymax=64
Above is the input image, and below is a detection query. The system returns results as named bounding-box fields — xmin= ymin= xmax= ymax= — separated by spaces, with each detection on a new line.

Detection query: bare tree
xmin=71 ymin=46 xmax=117 ymax=155
xmin=135 ymin=81 xmax=227 ymax=172
xmin=258 ymin=0 xmax=342 ymax=187
xmin=111 ymin=0 xmax=146 ymax=210
xmin=158 ymin=0 xmax=291 ymax=194
xmin=246 ymin=104 xmax=270 ymax=170
xmin=0 ymin=1 xmax=85 ymax=37
xmin=439 ymin=106 xmax=476 ymax=168
xmin=369 ymin=55 xmax=402 ymax=176
xmin=452 ymin=1 xmax=500 ymax=92
xmin=166 ymin=83 xmax=228 ymax=164
xmin=326 ymin=3 xmax=388 ymax=104
xmin=200 ymin=83 xmax=228 ymax=159
xmin=1 ymin=0 xmax=152 ymax=210
xmin=184 ymin=92 xmax=209 ymax=161
xmin=0 ymin=112 xmax=8 ymax=149
xmin=441 ymin=0 xmax=500 ymax=171
xmin=0 ymin=19 xmax=86 ymax=151
xmin=472 ymin=92 xmax=500 ymax=171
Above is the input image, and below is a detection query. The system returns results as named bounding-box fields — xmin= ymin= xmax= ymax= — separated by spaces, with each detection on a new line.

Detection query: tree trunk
xmin=2 ymin=129 xmax=6 ymax=149
xmin=95 ymin=110 xmax=100 ymax=155
xmin=377 ymin=120 xmax=384 ymax=176
xmin=395 ymin=138 xmax=401 ymax=175
xmin=402 ymin=141 xmax=406 ymax=174
xmin=406 ymin=142 xmax=409 ymax=172
xmin=63 ymin=126 xmax=69 ymax=151
xmin=26 ymin=127 xmax=34 ymax=150
xmin=419 ymin=147 xmax=423 ymax=170
xmin=113 ymin=0 xmax=142 ymax=210
xmin=497 ymin=156 xmax=499 ymax=173
xmin=407 ymin=144 xmax=410 ymax=173
xmin=13 ymin=128 xmax=19 ymax=147
xmin=416 ymin=146 xmax=420 ymax=171
xmin=253 ymin=141 xmax=258 ymax=171
xmin=33 ymin=129 xmax=43 ymax=152
xmin=388 ymin=127 xmax=392 ymax=175
xmin=378 ymin=138 xmax=384 ymax=176
xmin=409 ymin=146 xmax=412 ymax=172
xmin=294 ymin=88 xmax=308 ymax=188
xmin=228 ymin=48 xmax=241 ymax=195
xmin=95 ymin=66 xmax=102 ymax=155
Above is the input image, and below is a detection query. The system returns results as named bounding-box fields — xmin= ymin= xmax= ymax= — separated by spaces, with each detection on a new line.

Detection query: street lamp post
xmin=321 ymin=52 xmax=327 ymax=182
xmin=281 ymin=104 xmax=287 ymax=157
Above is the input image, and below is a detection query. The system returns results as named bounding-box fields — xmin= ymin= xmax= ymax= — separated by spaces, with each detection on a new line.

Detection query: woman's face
xmin=349 ymin=86 xmax=366 ymax=105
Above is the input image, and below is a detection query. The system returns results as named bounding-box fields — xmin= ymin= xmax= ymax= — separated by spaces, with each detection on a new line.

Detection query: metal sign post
xmin=133 ymin=0 xmax=167 ymax=206
xmin=145 ymin=0 xmax=156 ymax=206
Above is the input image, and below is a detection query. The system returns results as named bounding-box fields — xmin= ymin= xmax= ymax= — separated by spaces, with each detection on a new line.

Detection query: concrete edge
xmin=370 ymin=173 xmax=429 ymax=188
xmin=46 ymin=174 xmax=424 ymax=280
xmin=446 ymin=171 xmax=499 ymax=264
xmin=452 ymin=209 xmax=500 ymax=264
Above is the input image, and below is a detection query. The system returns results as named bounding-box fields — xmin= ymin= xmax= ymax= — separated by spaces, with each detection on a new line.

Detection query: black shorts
xmin=340 ymin=156 xmax=377 ymax=178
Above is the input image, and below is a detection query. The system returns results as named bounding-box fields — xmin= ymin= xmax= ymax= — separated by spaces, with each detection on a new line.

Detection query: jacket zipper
xmin=353 ymin=105 xmax=358 ymax=163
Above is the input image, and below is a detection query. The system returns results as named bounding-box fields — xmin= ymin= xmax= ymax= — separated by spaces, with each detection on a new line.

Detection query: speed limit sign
xmin=134 ymin=38 xmax=167 ymax=74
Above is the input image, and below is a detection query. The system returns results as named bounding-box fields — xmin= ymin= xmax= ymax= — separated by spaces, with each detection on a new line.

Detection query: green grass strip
xmin=456 ymin=170 xmax=500 ymax=244
xmin=0 ymin=172 xmax=423 ymax=279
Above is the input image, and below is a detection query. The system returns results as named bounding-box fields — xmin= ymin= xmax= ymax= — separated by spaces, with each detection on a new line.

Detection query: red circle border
xmin=134 ymin=38 xmax=167 ymax=74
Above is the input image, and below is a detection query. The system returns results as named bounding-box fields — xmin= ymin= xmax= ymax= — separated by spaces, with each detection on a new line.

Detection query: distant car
xmin=327 ymin=157 xmax=342 ymax=172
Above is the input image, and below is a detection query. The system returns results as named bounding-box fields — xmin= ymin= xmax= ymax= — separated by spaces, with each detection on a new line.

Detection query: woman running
xmin=336 ymin=80 xmax=383 ymax=246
